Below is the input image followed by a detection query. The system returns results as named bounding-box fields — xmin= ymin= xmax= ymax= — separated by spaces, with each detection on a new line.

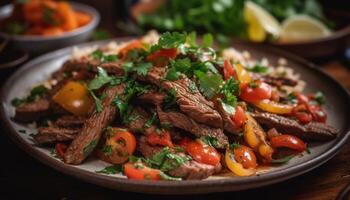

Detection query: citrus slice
xmin=279 ymin=15 xmax=331 ymax=43
xmin=244 ymin=1 xmax=281 ymax=42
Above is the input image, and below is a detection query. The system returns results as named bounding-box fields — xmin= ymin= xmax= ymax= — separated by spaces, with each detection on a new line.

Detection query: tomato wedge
xmin=98 ymin=128 xmax=136 ymax=164
xmin=146 ymin=130 xmax=174 ymax=147
xmin=119 ymin=40 xmax=145 ymax=58
xmin=223 ymin=60 xmax=237 ymax=80
xmin=270 ymin=134 xmax=306 ymax=152
xmin=231 ymin=106 xmax=246 ymax=129
xmin=52 ymin=81 xmax=93 ymax=116
xmin=240 ymin=81 xmax=272 ymax=103
xmin=55 ymin=143 xmax=68 ymax=159
xmin=184 ymin=140 xmax=221 ymax=166
xmin=147 ymin=48 xmax=177 ymax=67
xmin=124 ymin=162 xmax=161 ymax=181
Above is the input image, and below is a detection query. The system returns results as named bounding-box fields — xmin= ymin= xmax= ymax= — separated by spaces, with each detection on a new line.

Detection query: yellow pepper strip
xmin=253 ymin=99 xmax=294 ymax=114
xmin=234 ymin=63 xmax=252 ymax=84
xmin=243 ymin=114 xmax=274 ymax=161
xmin=53 ymin=81 xmax=93 ymax=116
xmin=225 ymin=149 xmax=256 ymax=176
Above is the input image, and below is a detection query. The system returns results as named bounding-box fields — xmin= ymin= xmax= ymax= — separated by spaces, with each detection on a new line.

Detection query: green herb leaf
xmin=83 ymin=139 xmax=98 ymax=157
xmin=188 ymin=82 xmax=198 ymax=94
xmin=96 ymin=165 xmax=123 ymax=175
xmin=202 ymin=33 xmax=213 ymax=48
xmin=91 ymin=29 xmax=111 ymax=41
xmin=90 ymin=50 xmax=118 ymax=62
xmin=89 ymin=90 xmax=103 ymax=112
xmin=134 ymin=62 xmax=152 ymax=76
xmin=220 ymin=77 xmax=239 ymax=107
xmin=247 ymin=64 xmax=268 ymax=73
xmin=314 ymin=91 xmax=326 ymax=105
xmin=230 ymin=143 xmax=241 ymax=149
xmin=159 ymin=171 xmax=182 ymax=181
xmin=165 ymin=68 xmax=181 ymax=81
xmin=144 ymin=113 xmax=158 ymax=129
xmin=195 ymin=70 xmax=223 ymax=98
xmin=11 ymin=98 xmax=25 ymax=107
xmin=102 ymin=145 xmax=113 ymax=155
xmin=146 ymin=147 xmax=191 ymax=172
xmin=151 ymin=32 xmax=187 ymax=52
xmin=88 ymin=67 xmax=112 ymax=90
xmin=201 ymin=135 xmax=220 ymax=148
xmin=220 ymin=100 xmax=235 ymax=115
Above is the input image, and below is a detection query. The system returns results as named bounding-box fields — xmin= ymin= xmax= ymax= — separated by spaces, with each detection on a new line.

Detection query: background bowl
xmin=0 ymin=2 xmax=100 ymax=55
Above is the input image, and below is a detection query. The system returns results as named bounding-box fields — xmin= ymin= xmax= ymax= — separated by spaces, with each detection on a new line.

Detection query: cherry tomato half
xmin=124 ymin=162 xmax=161 ymax=181
xmin=233 ymin=145 xmax=257 ymax=169
xmin=55 ymin=143 xmax=68 ymax=159
xmin=147 ymin=48 xmax=177 ymax=67
xmin=240 ymin=81 xmax=272 ymax=103
xmin=98 ymin=128 xmax=136 ymax=164
xmin=231 ymin=106 xmax=246 ymax=129
xmin=223 ymin=60 xmax=237 ymax=80
xmin=146 ymin=130 xmax=174 ymax=147
xmin=270 ymin=134 xmax=306 ymax=152
xmin=185 ymin=140 xmax=221 ymax=166
xmin=308 ymin=104 xmax=327 ymax=123
xmin=292 ymin=104 xmax=312 ymax=124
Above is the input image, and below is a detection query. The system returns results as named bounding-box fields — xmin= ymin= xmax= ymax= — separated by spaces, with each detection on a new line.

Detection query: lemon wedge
xmin=279 ymin=15 xmax=331 ymax=43
xmin=244 ymin=1 xmax=281 ymax=42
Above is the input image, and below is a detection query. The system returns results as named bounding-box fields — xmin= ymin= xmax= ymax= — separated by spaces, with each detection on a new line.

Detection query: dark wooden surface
xmin=1 ymin=1 xmax=350 ymax=199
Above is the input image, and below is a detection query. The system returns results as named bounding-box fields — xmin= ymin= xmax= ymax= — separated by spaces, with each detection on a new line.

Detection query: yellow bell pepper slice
xmin=234 ymin=63 xmax=252 ymax=84
xmin=253 ymin=99 xmax=294 ymax=114
xmin=243 ymin=114 xmax=274 ymax=161
xmin=53 ymin=81 xmax=93 ymax=116
xmin=225 ymin=149 xmax=256 ymax=176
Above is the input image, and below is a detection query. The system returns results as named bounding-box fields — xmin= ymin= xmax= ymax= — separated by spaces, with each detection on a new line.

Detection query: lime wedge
xmin=279 ymin=15 xmax=331 ymax=43
xmin=244 ymin=1 xmax=281 ymax=42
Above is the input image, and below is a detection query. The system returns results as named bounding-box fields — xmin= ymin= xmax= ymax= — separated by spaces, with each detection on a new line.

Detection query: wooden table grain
xmin=0 ymin=60 xmax=349 ymax=200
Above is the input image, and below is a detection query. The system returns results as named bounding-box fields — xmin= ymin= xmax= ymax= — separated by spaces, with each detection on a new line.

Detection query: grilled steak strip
xmin=138 ymin=136 xmax=221 ymax=180
xmin=251 ymin=112 xmax=338 ymax=141
xmin=262 ymin=76 xmax=298 ymax=87
xmin=63 ymin=84 xmax=125 ymax=164
xmin=34 ymin=127 xmax=79 ymax=145
xmin=55 ymin=115 xmax=85 ymax=128
xmin=157 ymin=107 xmax=228 ymax=147
xmin=14 ymin=99 xmax=50 ymax=123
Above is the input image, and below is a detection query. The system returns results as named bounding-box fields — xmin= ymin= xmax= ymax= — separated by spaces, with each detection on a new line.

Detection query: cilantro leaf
xmin=159 ymin=171 xmax=182 ymax=181
xmin=220 ymin=77 xmax=239 ymax=107
xmin=163 ymin=88 xmax=177 ymax=110
xmin=89 ymin=90 xmax=103 ymax=112
xmin=90 ymin=50 xmax=118 ymax=62
xmin=83 ymin=139 xmax=98 ymax=157
xmin=134 ymin=62 xmax=152 ymax=76
xmin=102 ymin=145 xmax=113 ymax=155
xmin=88 ymin=67 xmax=112 ymax=90
xmin=247 ymin=64 xmax=268 ymax=73
xmin=201 ymin=135 xmax=220 ymax=148
xmin=195 ymin=70 xmax=223 ymax=98
xmin=314 ymin=91 xmax=326 ymax=105
xmin=271 ymin=155 xmax=294 ymax=164
xmin=151 ymin=32 xmax=187 ymax=52
xmin=96 ymin=165 xmax=123 ymax=175
xmin=202 ymin=33 xmax=213 ymax=48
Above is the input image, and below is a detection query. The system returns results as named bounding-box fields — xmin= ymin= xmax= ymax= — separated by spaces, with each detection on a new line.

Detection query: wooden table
xmin=0 ymin=58 xmax=349 ymax=200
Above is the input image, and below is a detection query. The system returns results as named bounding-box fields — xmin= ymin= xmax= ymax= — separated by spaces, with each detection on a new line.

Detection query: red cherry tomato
xmin=295 ymin=92 xmax=309 ymax=104
xmin=146 ymin=130 xmax=174 ymax=147
xmin=307 ymin=105 xmax=327 ymax=123
xmin=292 ymin=104 xmax=312 ymax=124
xmin=240 ymin=82 xmax=272 ymax=103
xmin=185 ymin=140 xmax=221 ymax=166
xmin=223 ymin=60 xmax=237 ymax=80
xmin=270 ymin=134 xmax=306 ymax=152
xmin=55 ymin=143 xmax=68 ymax=159
xmin=231 ymin=106 xmax=246 ymax=129
xmin=124 ymin=162 xmax=161 ymax=181
xmin=233 ymin=145 xmax=257 ymax=169
xmin=147 ymin=48 xmax=177 ymax=67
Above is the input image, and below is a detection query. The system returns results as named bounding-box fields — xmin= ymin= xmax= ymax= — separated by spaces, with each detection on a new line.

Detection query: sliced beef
xmin=157 ymin=107 xmax=228 ymax=147
xmin=14 ymin=99 xmax=50 ymax=122
xmin=63 ymin=84 xmax=125 ymax=164
xmin=137 ymin=91 xmax=165 ymax=106
xmin=33 ymin=127 xmax=79 ymax=145
xmin=55 ymin=115 xmax=85 ymax=128
xmin=262 ymin=76 xmax=298 ymax=87
xmin=214 ymin=99 xmax=240 ymax=134
xmin=251 ymin=112 xmax=338 ymax=141
xmin=125 ymin=107 xmax=151 ymax=133
xmin=162 ymin=78 xmax=222 ymax=128
xmin=138 ymin=136 xmax=221 ymax=180
xmin=56 ymin=60 xmax=125 ymax=77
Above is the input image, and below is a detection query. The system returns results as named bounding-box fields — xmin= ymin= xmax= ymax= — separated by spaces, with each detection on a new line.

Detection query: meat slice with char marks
xmin=251 ymin=112 xmax=338 ymax=141
xmin=138 ymin=136 xmax=221 ymax=180
xmin=157 ymin=107 xmax=228 ymax=147
xmin=34 ymin=127 xmax=79 ymax=145
xmin=14 ymin=99 xmax=50 ymax=123
xmin=63 ymin=84 xmax=125 ymax=164
xmin=54 ymin=115 xmax=85 ymax=128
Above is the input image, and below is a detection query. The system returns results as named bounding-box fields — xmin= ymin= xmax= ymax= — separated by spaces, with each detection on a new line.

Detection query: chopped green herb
xmin=286 ymin=93 xmax=297 ymax=104
xmin=220 ymin=77 xmax=239 ymax=107
xmin=91 ymin=29 xmax=111 ymax=41
xmin=144 ymin=113 xmax=158 ymax=129
xmin=89 ymin=90 xmax=103 ymax=112
xmin=188 ymin=82 xmax=197 ymax=94
xmin=96 ymin=165 xmax=123 ymax=175
xmin=220 ymin=100 xmax=235 ymax=115
xmin=247 ymin=64 xmax=268 ymax=73
xmin=202 ymin=33 xmax=213 ymax=48
xmin=11 ymin=85 xmax=48 ymax=107
xmin=201 ymin=135 xmax=221 ymax=148
xmin=88 ymin=67 xmax=112 ymax=90
xmin=83 ymin=139 xmax=98 ymax=157
xmin=230 ymin=143 xmax=241 ymax=149
xmin=163 ymin=88 xmax=177 ymax=110
xmin=90 ymin=50 xmax=118 ymax=62
xmin=195 ymin=70 xmax=223 ymax=98
xmin=271 ymin=155 xmax=294 ymax=164
xmin=186 ymin=32 xmax=197 ymax=47
xmin=248 ymin=82 xmax=258 ymax=89
xmin=159 ymin=171 xmax=182 ymax=181
xmin=134 ymin=62 xmax=152 ymax=76
xmin=151 ymin=32 xmax=187 ymax=52
xmin=11 ymin=98 xmax=25 ymax=107
xmin=314 ymin=91 xmax=326 ymax=105
xmin=165 ymin=68 xmax=181 ymax=81
xmin=102 ymin=145 xmax=113 ymax=155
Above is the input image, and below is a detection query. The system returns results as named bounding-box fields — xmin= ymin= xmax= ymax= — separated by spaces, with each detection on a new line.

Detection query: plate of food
xmin=129 ymin=0 xmax=350 ymax=59
xmin=0 ymin=0 xmax=100 ymax=54
xmin=1 ymin=31 xmax=349 ymax=194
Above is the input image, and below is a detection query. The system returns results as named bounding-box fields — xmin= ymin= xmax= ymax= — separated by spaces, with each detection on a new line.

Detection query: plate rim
xmin=1 ymin=38 xmax=350 ymax=194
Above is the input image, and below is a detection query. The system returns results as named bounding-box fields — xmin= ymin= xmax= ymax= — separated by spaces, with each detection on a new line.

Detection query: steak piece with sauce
xmin=14 ymin=99 xmax=50 ymax=123
xmin=34 ymin=127 xmax=79 ymax=145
